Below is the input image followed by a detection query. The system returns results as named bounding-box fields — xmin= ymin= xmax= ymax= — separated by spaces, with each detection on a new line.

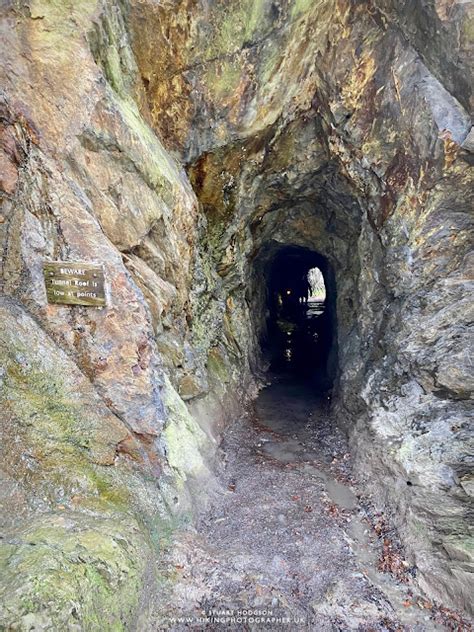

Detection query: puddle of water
xmin=265 ymin=438 xmax=443 ymax=628
xmin=301 ymin=463 xmax=358 ymax=510
xmin=262 ymin=439 xmax=304 ymax=463
xmin=262 ymin=441 xmax=358 ymax=511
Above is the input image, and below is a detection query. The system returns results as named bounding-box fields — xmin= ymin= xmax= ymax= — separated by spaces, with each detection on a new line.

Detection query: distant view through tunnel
xmin=261 ymin=246 xmax=337 ymax=393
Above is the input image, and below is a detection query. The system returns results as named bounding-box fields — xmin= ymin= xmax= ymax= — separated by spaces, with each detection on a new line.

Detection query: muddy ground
xmin=142 ymin=372 xmax=470 ymax=631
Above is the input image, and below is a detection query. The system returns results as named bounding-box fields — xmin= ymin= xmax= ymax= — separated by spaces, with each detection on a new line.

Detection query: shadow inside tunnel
xmin=259 ymin=246 xmax=336 ymax=396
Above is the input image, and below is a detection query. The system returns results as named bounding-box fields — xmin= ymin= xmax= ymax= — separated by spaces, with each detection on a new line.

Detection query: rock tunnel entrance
xmin=259 ymin=246 xmax=338 ymax=394
xmin=0 ymin=0 xmax=473 ymax=626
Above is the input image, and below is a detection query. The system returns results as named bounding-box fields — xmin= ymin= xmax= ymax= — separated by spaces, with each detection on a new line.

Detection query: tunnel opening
xmin=259 ymin=245 xmax=337 ymax=394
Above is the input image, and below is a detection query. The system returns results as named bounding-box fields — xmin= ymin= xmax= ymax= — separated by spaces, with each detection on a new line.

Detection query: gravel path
xmin=147 ymin=376 xmax=459 ymax=631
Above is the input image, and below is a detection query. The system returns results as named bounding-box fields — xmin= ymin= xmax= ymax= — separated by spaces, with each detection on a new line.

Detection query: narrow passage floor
xmin=146 ymin=376 xmax=456 ymax=631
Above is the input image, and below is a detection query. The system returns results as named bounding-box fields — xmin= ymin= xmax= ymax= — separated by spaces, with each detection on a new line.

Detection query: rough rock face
xmin=0 ymin=2 xmax=217 ymax=628
xmin=130 ymin=0 xmax=474 ymax=615
xmin=0 ymin=0 xmax=472 ymax=627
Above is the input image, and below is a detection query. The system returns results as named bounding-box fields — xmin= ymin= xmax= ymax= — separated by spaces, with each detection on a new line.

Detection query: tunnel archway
xmin=256 ymin=245 xmax=338 ymax=394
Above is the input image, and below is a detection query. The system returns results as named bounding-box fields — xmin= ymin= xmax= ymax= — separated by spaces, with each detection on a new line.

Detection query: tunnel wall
xmin=137 ymin=0 xmax=473 ymax=613
xmin=0 ymin=0 xmax=472 ymax=626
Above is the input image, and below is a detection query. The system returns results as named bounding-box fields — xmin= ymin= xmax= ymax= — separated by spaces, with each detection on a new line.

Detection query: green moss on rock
xmin=162 ymin=376 xmax=211 ymax=485
xmin=0 ymin=514 xmax=147 ymax=631
xmin=0 ymin=301 xmax=175 ymax=630
xmin=206 ymin=347 xmax=231 ymax=384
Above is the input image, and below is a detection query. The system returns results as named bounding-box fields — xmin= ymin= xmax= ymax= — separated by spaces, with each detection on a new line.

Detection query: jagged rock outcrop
xmin=0 ymin=0 xmax=472 ymax=627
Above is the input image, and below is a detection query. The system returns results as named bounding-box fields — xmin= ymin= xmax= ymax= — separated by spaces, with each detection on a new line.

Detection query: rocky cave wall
xmin=0 ymin=1 xmax=224 ymax=628
xmin=0 ymin=0 xmax=472 ymax=628
xmin=129 ymin=0 xmax=474 ymax=614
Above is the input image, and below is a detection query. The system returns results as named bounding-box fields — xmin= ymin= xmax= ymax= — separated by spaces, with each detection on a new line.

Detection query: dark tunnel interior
xmin=260 ymin=246 xmax=338 ymax=393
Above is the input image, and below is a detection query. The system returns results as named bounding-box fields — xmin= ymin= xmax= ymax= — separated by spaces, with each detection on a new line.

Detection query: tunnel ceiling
xmin=265 ymin=246 xmax=328 ymax=280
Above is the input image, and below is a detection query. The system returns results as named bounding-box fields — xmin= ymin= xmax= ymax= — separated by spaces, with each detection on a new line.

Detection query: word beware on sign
xmin=43 ymin=262 xmax=106 ymax=307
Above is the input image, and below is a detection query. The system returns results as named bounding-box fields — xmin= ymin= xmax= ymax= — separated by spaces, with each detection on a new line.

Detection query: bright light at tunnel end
xmin=308 ymin=267 xmax=326 ymax=301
